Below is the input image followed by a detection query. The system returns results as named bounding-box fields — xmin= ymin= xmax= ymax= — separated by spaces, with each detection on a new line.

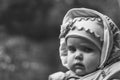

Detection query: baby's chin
xmin=73 ymin=68 xmax=98 ymax=77
xmin=71 ymin=64 xmax=87 ymax=76
xmin=74 ymin=69 xmax=86 ymax=76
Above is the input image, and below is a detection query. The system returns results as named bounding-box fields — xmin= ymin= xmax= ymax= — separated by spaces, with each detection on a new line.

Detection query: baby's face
xmin=66 ymin=37 xmax=101 ymax=76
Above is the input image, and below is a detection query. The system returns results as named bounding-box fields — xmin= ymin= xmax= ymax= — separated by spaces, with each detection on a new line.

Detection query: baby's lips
xmin=74 ymin=63 xmax=85 ymax=69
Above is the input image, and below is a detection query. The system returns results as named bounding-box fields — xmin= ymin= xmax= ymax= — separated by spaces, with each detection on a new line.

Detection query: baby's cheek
xmin=67 ymin=55 xmax=74 ymax=67
xmin=84 ymin=55 xmax=100 ymax=71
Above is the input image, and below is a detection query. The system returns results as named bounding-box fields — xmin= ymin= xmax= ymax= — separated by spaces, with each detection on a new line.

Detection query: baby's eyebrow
xmin=78 ymin=44 xmax=91 ymax=48
xmin=77 ymin=43 xmax=96 ymax=48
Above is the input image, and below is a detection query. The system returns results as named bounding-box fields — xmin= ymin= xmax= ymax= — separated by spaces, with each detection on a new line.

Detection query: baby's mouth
xmin=74 ymin=63 xmax=85 ymax=70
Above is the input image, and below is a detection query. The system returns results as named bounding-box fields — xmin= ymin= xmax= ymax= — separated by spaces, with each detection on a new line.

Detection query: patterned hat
xmin=59 ymin=8 xmax=120 ymax=69
xmin=65 ymin=17 xmax=103 ymax=50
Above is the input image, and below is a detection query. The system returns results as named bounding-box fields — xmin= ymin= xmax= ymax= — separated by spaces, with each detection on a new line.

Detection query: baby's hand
xmin=48 ymin=71 xmax=65 ymax=80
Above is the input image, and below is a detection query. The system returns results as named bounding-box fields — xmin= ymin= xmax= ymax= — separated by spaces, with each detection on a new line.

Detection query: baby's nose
xmin=75 ymin=51 xmax=83 ymax=60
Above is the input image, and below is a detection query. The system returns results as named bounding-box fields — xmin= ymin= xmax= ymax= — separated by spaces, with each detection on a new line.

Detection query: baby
xmin=49 ymin=8 xmax=120 ymax=80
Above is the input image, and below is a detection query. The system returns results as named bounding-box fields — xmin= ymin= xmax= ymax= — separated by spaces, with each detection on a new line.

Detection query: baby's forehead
xmin=66 ymin=36 xmax=101 ymax=51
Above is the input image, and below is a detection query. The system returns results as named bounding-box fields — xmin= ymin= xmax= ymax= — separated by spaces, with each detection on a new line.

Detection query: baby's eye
xmin=81 ymin=47 xmax=93 ymax=53
xmin=68 ymin=46 xmax=76 ymax=52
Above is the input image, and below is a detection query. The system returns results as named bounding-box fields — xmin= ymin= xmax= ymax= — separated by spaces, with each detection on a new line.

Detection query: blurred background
xmin=0 ymin=0 xmax=120 ymax=80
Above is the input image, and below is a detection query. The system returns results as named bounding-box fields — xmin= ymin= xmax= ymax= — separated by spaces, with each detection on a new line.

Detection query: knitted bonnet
xmin=64 ymin=17 xmax=103 ymax=50
xmin=59 ymin=8 xmax=120 ymax=69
